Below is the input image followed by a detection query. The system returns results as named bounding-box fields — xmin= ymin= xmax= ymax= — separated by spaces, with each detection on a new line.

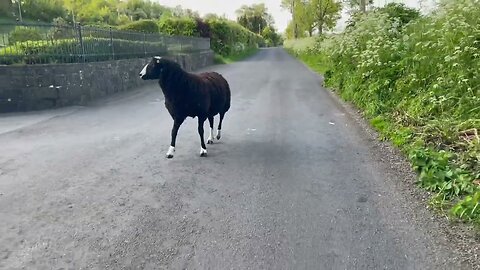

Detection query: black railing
xmin=0 ymin=22 xmax=210 ymax=65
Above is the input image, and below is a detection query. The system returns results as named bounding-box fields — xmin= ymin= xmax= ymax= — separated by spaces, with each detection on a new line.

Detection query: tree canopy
xmin=235 ymin=3 xmax=274 ymax=34
xmin=283 ymin=0 xmax=342 ymax=38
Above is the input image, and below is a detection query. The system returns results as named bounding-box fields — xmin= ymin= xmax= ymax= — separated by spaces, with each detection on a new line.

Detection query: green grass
xmin=214 ymin=47 xmax=258 ymax=64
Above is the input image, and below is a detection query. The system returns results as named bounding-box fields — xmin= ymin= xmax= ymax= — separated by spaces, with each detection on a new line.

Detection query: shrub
xmin=195 ymin=17 xmax=211 ymax=38
xmin=118 ymin=19 xmax=159 ymax=33
xmin=158 ymin=17 xmax=198 ymax=36
xmin=208 ymin=19 xmax=264 ymax=56
xmin=8 ymin=26 xmax=44 ymax=44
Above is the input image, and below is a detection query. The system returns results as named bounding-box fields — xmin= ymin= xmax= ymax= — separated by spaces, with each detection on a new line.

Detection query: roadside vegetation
xmin=284 ymin=0 xmax=480 ymax=225
xmin=0 ymin=1 xmax=283 ymax=62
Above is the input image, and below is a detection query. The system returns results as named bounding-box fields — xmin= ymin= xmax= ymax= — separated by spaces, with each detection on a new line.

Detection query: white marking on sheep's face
xmin=139 ymin=63 xmax=148 ymax=78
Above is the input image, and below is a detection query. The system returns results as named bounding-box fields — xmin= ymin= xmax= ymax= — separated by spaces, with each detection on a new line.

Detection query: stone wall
xmin=0 ymin=50 xmax=214 ymax=113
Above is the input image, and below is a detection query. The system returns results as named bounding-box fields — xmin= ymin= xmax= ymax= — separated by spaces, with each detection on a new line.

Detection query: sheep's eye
xmin=156 ymin=60 xmax=160 ymax=64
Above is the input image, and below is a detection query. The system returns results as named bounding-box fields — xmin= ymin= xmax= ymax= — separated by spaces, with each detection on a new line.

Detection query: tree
xmin=235 ymin=3 xmax=273 ymax=34
xmin=21 ymin=0 xmax=66 ymax=22
xmin=294 ymin=0 xmax=316 ymax=36
xmin=310 ymin=0 xmax=341 ymax=35
xmin=285 ymin=19 xmax=306 ymax=39
xmin=343 ymin=0 xmax=373 ymax=13
xmin=0 ymin=0 xmax=13 ymax=17
xmin=281 ymin=0 xmax=298 ymax=38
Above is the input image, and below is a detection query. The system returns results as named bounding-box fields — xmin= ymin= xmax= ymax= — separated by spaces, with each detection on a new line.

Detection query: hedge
xmin=207 ymin=19 xmax=264 ymax=56
xmin=118 ymin=19 xmax=159 ymax=33
xmin=0 ymin=37 xmax=168 ymax=64
xmin=158 ymin=17 xmax=198 ymax=37
xmin=156 ymin=17 xmax=264 ymax=56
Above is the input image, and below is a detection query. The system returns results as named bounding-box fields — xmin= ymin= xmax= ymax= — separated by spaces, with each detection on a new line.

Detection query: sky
xmin=157 ymin=0 xmax=437 ymax=33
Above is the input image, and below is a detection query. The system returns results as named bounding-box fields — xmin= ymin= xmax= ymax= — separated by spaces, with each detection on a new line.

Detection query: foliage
xmin=8 ymin=26 xmax=44 ymax=44
xmin=118 ymin=19 xmax=158 ymax=33
xmin=286 ymin=1 xmax=480 ymax=223
xmin=294 ymin=0 xmax=316 ymax=36
xmin=49 ymin=17 xmax=71 ymax=39
xmin=195 ymin=17 xmax=211 ymax=38
xmin=214 ymin=47 xmax=258 ymax=64
xmin=1 ymin=1 xmax=266 ymax=61
xmin=343 ymin=0 xmax=373 ymax=12
xmin=158 ymin=17 xmax=212 ymax=38
xmin=284 ymin=20 xmax=306 ymax=39
xmin=451 ymin=191 xmax=480 ymax=223
xmin=208 ymin=18 xmax=264 ymax=56
xmin=0 ymin=37 xmax=168 ymax=64
xmin=0 ymin=0 xmax=13 ymax=18
xmin=20 ymin=0 xmax=66 ymax=22
xmin=377 ymin=3 xmax=421 ymax=27
xmin=308 ymin=0 xmax=342 ymax=35
xmin=282 ymin=0 xmax=341 ymax=37
xmin=261 ymin=26 xmax=283 ymax=46
xmin=236 ymin=3 xmax=274 ymax=34
xmin=158 ymin=17 xmax=198 ymax=36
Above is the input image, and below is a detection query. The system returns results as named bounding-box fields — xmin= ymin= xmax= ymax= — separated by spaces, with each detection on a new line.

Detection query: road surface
xmin=0 ymin=48 xmax=470 ymax=269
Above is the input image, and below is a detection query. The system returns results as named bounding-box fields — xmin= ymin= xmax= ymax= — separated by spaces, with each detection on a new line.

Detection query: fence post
xmin=109 ymin=26 xmax=115 ymax=60
xmin=143 ymin=33 xmax=146 ymax=57
xmin=76 ymin=23 xmax=86 ymax=62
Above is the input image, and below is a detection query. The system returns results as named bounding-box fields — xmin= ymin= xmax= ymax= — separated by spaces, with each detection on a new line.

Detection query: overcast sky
xmin=157 ymin=0 xmax=437 ymax=33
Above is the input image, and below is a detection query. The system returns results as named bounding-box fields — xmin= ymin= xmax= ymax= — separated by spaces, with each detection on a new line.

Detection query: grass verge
xmin=214 ymin=47 xmax=258 ymax=64
xmin=284 ymin=2 xmax=480 ymax=226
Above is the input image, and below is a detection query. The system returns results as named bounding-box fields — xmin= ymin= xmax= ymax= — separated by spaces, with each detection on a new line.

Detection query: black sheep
xmin=139 ymin=56 xmax=231 ymax=158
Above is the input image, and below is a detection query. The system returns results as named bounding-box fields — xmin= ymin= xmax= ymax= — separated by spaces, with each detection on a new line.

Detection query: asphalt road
xmin=0 ymin=48 xmax=470 ymax=269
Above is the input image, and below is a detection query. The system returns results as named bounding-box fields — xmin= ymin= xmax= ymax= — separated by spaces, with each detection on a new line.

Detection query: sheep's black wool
xmin=140 ymin=56 xmax=231 ymax=158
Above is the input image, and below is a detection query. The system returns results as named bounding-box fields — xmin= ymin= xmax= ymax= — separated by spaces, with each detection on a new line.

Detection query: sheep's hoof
xmin=200 ymin=148 xmax=208 ymax=157
xmin=166 ymin=146 xmax=175 ymax=159
xmin=216 ymin=130 xmax=221 ymax=140
xmin=207 ymin=139 xmax=214 ymax=144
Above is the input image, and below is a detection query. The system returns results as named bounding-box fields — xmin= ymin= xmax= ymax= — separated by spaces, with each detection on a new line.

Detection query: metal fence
xmin=0 ymin=22 xmax=210 ymax=65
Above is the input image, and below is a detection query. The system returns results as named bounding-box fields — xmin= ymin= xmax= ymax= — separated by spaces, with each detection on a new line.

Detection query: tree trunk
xmin=360 ymin=0 xmax=366 ymax=13
xmin=292 ymin=1 xmax=298 ymax=39
xmin=308 ymin=29 xmax=313 ymax=37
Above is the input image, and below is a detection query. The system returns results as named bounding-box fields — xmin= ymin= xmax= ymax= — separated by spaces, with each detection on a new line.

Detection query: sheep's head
xmin=139 ymin=56 xmax=179 ymax=80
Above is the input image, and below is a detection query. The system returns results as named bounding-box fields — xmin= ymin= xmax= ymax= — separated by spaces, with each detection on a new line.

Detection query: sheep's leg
xmin=198 ymin=116 xmax=208 ymax=157
xmin=216 ymin=112 xmax=225 ymax=140
xmin=207 ymin=116 xmax=214 ymax=144
xmin=167 ymin=117 xmax=185 ymax=159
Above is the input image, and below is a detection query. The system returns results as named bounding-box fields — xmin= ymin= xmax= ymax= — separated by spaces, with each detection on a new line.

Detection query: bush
xmin=49 ymin=17 xmax=71 ymax=39
xmin=8 ymin=26 xmax=44 ymax=44
xmin=195 ymin=17 xmax=211 ymax=38
xmin=118 ymin=19 xmax=159 ymax=33
xmin=208 ymin=19 xmax=264 ymax=56
xmin=158 ymin=17 xmax=198 ymax=36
